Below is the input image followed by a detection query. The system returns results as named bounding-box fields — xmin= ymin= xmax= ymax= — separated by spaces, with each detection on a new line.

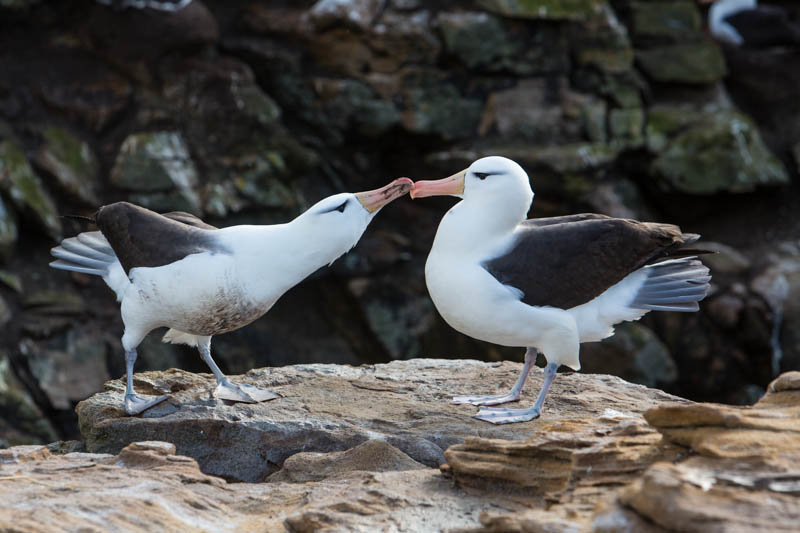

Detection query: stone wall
xmin=1 ymin=0 xmax=799 ymax=445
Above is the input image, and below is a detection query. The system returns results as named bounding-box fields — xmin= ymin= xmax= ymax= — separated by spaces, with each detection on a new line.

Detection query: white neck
xmin=431 ymin=189 xmax=532 ymax=260
xmin=222 ymin=220 xmax=359 ymax=305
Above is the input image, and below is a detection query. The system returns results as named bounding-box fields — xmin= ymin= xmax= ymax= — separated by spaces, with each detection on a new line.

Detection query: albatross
xmin=709 ymin=0 xmax=800 ymax=47
xmin=50 ymin=178 xmax=413 ymax=415
xmin=411 ymin=156 xmax=710 ymax=424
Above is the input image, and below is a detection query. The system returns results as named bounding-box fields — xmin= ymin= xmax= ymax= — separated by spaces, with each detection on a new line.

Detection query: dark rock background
xmin=1 ymin=0 xmax=799 ymax=445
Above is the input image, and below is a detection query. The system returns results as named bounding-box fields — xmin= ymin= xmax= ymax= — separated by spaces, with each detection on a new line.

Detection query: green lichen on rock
xmin=572 ymin=5 xmax=634 ymax=74
xmin=645 ymin=105 xmax=704 ymax=152
xmin=477 ymin=0 xmax=604 ymax=20
xmin=0 ymin=195 xmax=18 ymax=259
xmin=0 ymin=354 xmax=59 ymax=445
xmin=577 ymin=96 xmax=607 ymax=142
xmin=629 ymin=1 xmax=701 ymax=42
xmin=111 ymin=131 xmax=201 ymax=213
xmin=233 ymin=154 xmax=296 ymax=209
xmin=438 ymin=11 xmax=570 ymax=74
xmin=231 ymin=81 xmax=282 ymax=126
xmin=402 ymin=81 xmax=483 ymax=140
xmin=0 ymin=140 xmax=61 ymax=240
xmin=35 ymin=126 xmax=99 ymax=205
xmin=651 ymin=110 xmax=789 ymax=194
xmin=609 ymin=107 xmax=644 ymax=144
xmin=437 ymin=12 xmax=514 ymax=70
xmin=314 ymin=78 xmax=399 ymax=137
xmin=575 ymin=45 xmax=634 ymax=74
xmin=503 ymin=142 xmax=621 ymax=173
xmin=636 ymin=41 xmax=726 ymax=84
xmin=0 ymin=269 xmax=22 ymax=293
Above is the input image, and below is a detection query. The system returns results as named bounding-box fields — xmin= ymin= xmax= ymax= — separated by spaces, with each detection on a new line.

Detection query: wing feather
xmin=483 ymin=217 xmax=699 ymax=309
xmin=95 ymin=202 xmax=225 ymax=275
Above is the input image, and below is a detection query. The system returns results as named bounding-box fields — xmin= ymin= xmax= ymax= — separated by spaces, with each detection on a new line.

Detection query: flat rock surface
xmin=0 ymin=440 xmax=502 ymax=532
xmin=77 ymin=359 xmax=684 ymax=482
xmin=8 ymin=364 xmax=799 ymax=532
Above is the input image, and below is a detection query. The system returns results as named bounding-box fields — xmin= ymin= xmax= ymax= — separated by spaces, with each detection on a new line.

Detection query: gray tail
xmin=631 ymin=257 xmax=711 ymax=312
xmin=49 ymin=231 xmax=116 ymax=276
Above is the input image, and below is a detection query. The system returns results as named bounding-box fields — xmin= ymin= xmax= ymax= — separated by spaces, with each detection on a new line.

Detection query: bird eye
xmin=474 ymin=172 xmax=491 ymax=180
xmin=336 ymin=201 xmax=347 ymax=213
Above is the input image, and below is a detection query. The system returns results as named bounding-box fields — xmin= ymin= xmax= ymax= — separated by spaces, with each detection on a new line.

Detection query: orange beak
xmin=354 ymin=177 xmax=414 ymax=213
xmin=410 ymin=169 xmax=466 ymax=199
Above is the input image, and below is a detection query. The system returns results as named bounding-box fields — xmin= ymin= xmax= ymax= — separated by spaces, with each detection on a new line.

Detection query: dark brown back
xmin=484 ymin=217 xmax=697 ymax=309
xmin=96 ymin=202 xmax=227 ymax=275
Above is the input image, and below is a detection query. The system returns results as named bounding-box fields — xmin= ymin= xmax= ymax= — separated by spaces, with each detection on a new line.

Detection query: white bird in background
xmin=411 ymin=157 xmax=710 ymax=424
xmin=50 ymin=178 xmax=413 ymax=415
xmin=709 ymin=0 xmax=800 ymax=47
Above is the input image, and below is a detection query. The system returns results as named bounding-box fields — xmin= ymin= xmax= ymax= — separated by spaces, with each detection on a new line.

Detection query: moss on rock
xmin=110 ymin=132 xmax=201 ymax=213
xmin=0 ymin=140 xmax=61 ymax=240
xmin=636 ymin=41 xmax=726 ymax=84
xmin=651 ymin=110 xmax=789 ymax=194
xmin=629 ymin=1 xmax=701 ymax=42
xmin=0 ymin=195 xmax=17 ymax=259
xmin=34 ymin=126 xmax=99 ymax=206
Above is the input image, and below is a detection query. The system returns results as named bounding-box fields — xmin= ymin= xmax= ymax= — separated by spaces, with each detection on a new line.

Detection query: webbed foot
xmin=124 ymin=393 xmax=168 ymax=415
xmin=214 ymin=380 xmax=280 ymax=403
xmin=474 ymin=405 xmax=541 ymax=425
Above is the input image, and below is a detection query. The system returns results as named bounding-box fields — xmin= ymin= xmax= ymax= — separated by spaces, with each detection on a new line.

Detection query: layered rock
xmin=450 ymin=371 xmax=800 ymax=532
xmin=76 ymin=359 xmax=685 ymax=483
xmin=8 ymin=364 xmax=798 ymax=531
xmin=595 ymin=371 xmax=800 ymax=532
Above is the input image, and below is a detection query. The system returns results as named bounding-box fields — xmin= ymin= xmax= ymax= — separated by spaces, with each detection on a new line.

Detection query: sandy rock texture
xmin=2 ymin=0 xmax=800 ymax=447
xmin=5 ymin=362 xmax=798 ymax=532
xmin=0 ymin=440 xmax=495 ymax=532
xmin=76 ymin=359 xmax=684 ymax=482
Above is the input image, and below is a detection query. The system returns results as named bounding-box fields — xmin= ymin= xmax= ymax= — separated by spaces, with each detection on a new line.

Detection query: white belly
xmin=121 ymin=252 xmax=274 ymax=336
xmin=425 ymin=253 xmax=573 ymax=346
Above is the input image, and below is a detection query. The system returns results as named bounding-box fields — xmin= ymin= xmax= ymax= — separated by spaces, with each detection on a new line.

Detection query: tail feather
xmin=631 ymin=258 xmax=710 ymax=313
xmin=50 ymin=231 xmax=131 ymax=301
xmin=49 ymin=259 xmax=106 ymax=276
xmin=76 ymin=231 xmax=115 ymax=256
xmin=60 ymin=237 xmax=115 ymax=262
xmin=50 ymin=248 xmax=110 ymax=270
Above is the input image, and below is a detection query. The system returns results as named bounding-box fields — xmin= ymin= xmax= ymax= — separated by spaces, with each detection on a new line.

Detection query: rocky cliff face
xmin=1 ymin=0 xmax=799 ymax=445
xmin=1 ymin=362 xmax=798 ymax=531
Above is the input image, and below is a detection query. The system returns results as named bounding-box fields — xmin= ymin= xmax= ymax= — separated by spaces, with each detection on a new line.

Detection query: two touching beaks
xmin=367 ymin=167 xmax=469 ymax=206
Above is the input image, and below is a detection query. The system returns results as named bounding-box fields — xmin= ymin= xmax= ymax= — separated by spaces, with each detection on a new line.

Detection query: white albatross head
xmin=410 ymin=156 xmax=534 ymax=227
xmin=293 ymin=177 xmax=413 ymax=264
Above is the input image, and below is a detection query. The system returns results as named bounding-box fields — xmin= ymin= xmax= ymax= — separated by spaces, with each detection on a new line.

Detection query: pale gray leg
xmin=198 ymin=341 xmax=279 ymax=403
xmin=123 ymin=348 xmax=168 ymax=415
xmin=453 ymin=347 xmax=536 ymax=406
xmin=474 ymin=361 xmax=559 ymax=424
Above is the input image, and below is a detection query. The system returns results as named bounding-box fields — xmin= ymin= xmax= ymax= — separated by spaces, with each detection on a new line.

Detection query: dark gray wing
xmin=725 ymin=7 xmax=800 ymax=47
xmin=95 ymin=202 xmax=225 ymax=275
xmin=483 ymin=217 xmax=696 ymax=309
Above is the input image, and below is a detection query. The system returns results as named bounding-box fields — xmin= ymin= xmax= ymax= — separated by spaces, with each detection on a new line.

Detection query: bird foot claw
xmin=214 ymin=381 xmax=280 ymax=403
xmin=124 ymin=394 xmax=168 ymax=415
xmin=452 ymin=393 xmax=520 ymax=406
xmin=474 ymin=406 xmax=541 ymax=425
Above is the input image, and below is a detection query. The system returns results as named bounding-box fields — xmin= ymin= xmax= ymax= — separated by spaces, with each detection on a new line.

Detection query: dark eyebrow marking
xmin=474 ymin=171 xmax=502 ymax=180
xmin=319 ymin=200 xmax=349 ymax=214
